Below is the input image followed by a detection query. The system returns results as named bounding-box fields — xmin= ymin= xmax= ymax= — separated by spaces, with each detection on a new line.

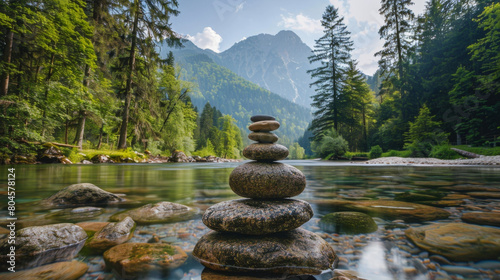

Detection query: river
xmin=1 ymin=161 xmax=500 ymax=279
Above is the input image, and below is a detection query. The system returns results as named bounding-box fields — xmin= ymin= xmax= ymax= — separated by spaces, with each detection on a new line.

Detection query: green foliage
xmin=405 ymin=105 xmax=449 ymax=145
xmin=382 ymin=149 xmax=412 ymax=158
xmin=453 ymin=145 xmax=500 ymax=156
xmin=289 ymin=143 xmax=305 ymax=159
xmin=430 ymin=145 xmax=462 ymax=159
xmin=369 ymin=145 xmax=383 ymax=159
xmin=312 ymin=128 xmax=349 ymax=159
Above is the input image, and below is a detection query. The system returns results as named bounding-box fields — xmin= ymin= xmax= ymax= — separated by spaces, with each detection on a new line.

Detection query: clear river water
xmin=1 ymin=161 xmax=500 ymax=280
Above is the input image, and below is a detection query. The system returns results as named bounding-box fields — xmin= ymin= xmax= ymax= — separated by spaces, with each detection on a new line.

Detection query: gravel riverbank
xmin=365 ymin=156 xmax=500 ymax=165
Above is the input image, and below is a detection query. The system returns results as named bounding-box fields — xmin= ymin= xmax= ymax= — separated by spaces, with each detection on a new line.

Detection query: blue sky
xmin=171 ymin=0 xmax=427 ymax=75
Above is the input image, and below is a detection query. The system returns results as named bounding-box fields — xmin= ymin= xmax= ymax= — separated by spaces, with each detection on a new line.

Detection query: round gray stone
xmin=202 ymin=199 xmax=313 ymax=235
xmin=0 ymin=223 xmax=87 ymax=270
xmin=229 ymin=162 xmax=306 ymax=199
xmin=41 ymin=183 xmax=123 ymax=207
xmin=243 ymin=144 xmax=288 ymax=161
xmin=250 ymin=115 xmax=275 ymax=122
xmin=193 ymin=228 xmax=337 ymax=275
xmin=248 ymin=132 xmax=279 ymax=143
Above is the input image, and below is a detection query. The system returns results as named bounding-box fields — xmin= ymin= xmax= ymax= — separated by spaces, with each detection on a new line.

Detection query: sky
xmin=170 ymin=0 xmax=427 ymax=76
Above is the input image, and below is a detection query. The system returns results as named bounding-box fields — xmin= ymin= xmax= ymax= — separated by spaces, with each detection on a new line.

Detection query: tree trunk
xmin=97 ymin=124 xmax=104 ymax=149
xmin=118 ymin=0 xmax=140 ymax=150
xmin=73 ymin=110 xmax=87 ymax=149
xmin=41 ymin=53 xmax=56 ymax=137
xmin=1 ymin=30 xmax=14 ymax=96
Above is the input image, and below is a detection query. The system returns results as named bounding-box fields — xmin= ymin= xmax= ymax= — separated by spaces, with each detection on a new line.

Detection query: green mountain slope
xmin=177 ymin=53 xmax=312 ymax=142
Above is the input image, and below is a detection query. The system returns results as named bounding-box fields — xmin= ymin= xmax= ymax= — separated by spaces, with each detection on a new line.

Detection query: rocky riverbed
xmin=1 ymin=162 xmax=500 ymax=279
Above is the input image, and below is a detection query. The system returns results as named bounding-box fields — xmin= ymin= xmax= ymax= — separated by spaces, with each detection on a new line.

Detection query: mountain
xmin=172 ymin=53 xmax=312 ymax=142
xmin=214 ymin=30 xmax=315 ymax=108
xmin=162 ymin=30 xmax=315 ymax=108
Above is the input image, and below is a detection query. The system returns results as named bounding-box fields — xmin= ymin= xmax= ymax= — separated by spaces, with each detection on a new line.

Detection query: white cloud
xmin=279 ymin=13 xmax=323 ymax=34
xmin=235 ymin=2 xmax=245 ymax=13
xmin=186 ymin=27 xmax=223 ymax=52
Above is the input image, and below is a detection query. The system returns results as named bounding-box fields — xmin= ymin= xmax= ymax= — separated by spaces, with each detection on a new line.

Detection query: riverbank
xmin=365 ymin=156 xmax=500 ymax=165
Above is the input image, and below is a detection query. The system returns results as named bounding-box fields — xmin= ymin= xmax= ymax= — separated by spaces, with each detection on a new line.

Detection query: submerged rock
xmin=85 ymin=217 xmax=135 ymax=253
xmin=46 ymin=206 xmax=103 ymax=222
xmin=405 ymin=223 xmax=500 ymax=261
xmin=314 ymin=199 xmax=450 ymax=222
xmin=467 ymin=192 xmax=500 ymax=199
xmin=41 ymin=183 xmax=123 ymax=207
xmin=229 ymin=162 xmax=306 ymax=199
xmin=193 ymin=228 xmax=337 ymax=275
xmin=109 ymin=201 xmax=194 ymax=224
xmin=0 ymin=260 xmax=88 ymax=280
xmin=243 ymin=144 xmax=289 ymax=161
xmin=76 ymin=221 xmax=110 ymax=235
xmin=103 ymin=243 xmax=188 ymax=279
xmin=462 ymin=212 xmax=500 ymax=227
xmin=203 ymin=199 xmax=313 ymax=235
xmin=0 ymin=223 xmax=87 ymax=270
xmin=319 ymin=212 xmax=377 ymax=234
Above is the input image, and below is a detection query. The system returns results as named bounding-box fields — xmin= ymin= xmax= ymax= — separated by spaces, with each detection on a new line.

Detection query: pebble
xmin=441 ymin=265 xmax=481 ymax=274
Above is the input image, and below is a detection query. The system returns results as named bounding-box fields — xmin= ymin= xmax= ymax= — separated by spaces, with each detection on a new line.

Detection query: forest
xmin=0 ymin=0 xmax=499 ymax=161
xmin=303 ymin=0 xmax=500 ymax=159
xmin=0 ymin=0 xmax=244 ymax=160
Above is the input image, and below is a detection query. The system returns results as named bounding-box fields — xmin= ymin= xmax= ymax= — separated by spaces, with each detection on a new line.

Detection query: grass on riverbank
xmin=454 ymin=145 xmax=500 ymax=156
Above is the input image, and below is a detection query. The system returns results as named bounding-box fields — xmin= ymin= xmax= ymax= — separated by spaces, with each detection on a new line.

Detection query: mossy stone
xmin=319 ymin=212 xmax=377 ymax=234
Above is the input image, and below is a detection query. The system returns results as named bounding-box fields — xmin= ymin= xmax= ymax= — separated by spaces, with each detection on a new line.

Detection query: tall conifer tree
xmin=308 ymin=5 xmax=353 ymax=139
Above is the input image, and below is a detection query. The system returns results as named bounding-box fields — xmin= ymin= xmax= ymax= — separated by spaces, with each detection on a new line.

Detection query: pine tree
xmin=376 ymin=0 xmax=415 ymax=78
xmin=308 ymin=5 xmax=353 ymax=139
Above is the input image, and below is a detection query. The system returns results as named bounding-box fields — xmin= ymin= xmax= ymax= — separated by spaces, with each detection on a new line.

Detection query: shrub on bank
xmin=369 ymin=145 xmax=383 ymax=159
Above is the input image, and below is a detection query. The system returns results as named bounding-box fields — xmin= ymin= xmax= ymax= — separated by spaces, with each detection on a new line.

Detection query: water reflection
xmin=1 ymin=161 xmax=500 ymax=279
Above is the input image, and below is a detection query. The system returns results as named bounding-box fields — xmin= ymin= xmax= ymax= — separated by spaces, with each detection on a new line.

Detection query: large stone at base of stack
xmin=193 ymin=228 xmax=336 ymax=275
xmin=193 ymin=114 xmax=336 ymax=276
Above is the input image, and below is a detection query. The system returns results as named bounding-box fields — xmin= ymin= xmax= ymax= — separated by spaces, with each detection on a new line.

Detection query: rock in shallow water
xmin=103 ymin=243 xmax=188 ymax=279
xmin=314 ymin=199 xmax=450 ymax=222
xmin=248 ymin=132 xmax=279 ymax=143
xmin=0 ymin=223 xmax=87 ymax=270
xmin=193 ymin=228 xmax=337 ymax=275
xmin=110 ymin=201 xmax=195 ymax=224
xmin=0 ymin=260 xmax=88 ymax=280
xmin=203 ymin=199 xmax=313 ymax=235
xmin=243 ymin=144 xmax=288 ymax=161
xmin=85 ymin=216 xmax=135 ymax=253
xmin=229 ymin=162 xmax=306 ymax=199
xmin=41 ymin=183 xmax=123 ymax=207
xmin=405 ymin=223 xmax=500 ymax=261
xmin=319 ymin=212 xmax=377 ymax=234
xmin=461 ymin=212 xmax=500 ymax=227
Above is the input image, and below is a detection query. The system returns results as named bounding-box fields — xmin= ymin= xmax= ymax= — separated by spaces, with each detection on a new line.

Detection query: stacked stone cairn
xmin=193 ymin=115 xmax=337 ymax=276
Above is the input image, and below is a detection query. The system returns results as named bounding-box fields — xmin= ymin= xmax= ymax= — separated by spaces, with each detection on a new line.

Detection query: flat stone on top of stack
xmin=193 ymin=114 xmax=336 ymax=275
